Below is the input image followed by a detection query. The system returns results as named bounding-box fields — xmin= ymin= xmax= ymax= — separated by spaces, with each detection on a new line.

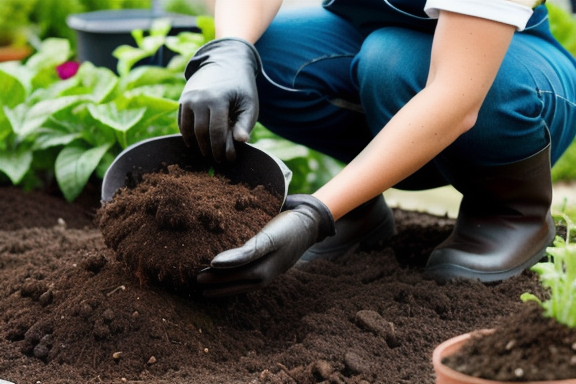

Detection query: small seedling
xmin=521 ymin=213 xmax=576 ymax=328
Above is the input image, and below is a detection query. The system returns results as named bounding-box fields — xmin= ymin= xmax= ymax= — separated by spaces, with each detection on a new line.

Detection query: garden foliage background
xmin=0 ymin=0 xmax=575 ymax=202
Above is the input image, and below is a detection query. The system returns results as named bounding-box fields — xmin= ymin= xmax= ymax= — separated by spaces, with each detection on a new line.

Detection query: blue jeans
xmin=254 ymin=7 xmax=576 ymax=190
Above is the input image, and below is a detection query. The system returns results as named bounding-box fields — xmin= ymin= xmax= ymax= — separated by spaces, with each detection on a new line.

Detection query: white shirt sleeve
xmin=424 ymin=0 xmax=534 ymax=31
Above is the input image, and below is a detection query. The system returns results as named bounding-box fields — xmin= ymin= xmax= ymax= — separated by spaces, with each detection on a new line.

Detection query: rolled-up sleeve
xmin=424 ymin=0 xmax=535 ymax=31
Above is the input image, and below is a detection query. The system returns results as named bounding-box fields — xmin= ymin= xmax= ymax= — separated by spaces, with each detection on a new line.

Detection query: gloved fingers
xmin=231 ymin=101 xmax=257 ymax=143
xmin=178 ymin=105 xmax=194 ymax=147
xmin=192 ymin=106 xmax=211 ymax=157
xmin=209 ymin=105 xmax=230 ymax=162
xmin=210 ymin=233 xmax=275 ymax=268
xmin=225 ymin=130 xmax=236 ymax=162
xmin=284 ymin=195 xmax=302 ymax=211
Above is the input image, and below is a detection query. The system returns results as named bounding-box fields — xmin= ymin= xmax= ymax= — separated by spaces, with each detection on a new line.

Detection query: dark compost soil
xmin=1 ymin=181 xmax=574 ymax=384
xmin=96 ymin=165 xmax=282 ymax=292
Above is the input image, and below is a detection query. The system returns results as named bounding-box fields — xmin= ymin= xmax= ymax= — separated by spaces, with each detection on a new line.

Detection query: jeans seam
xmin=537 ymin=90 xmax=576 ymax=108
xmin=293 ymin=54 xmax=355 ymax=89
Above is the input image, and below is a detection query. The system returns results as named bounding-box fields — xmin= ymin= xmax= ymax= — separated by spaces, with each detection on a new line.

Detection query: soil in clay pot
xmin=96 ymin=164 xmax=282 ymax=292
xmin=441 ymin=303 xmax=576 ymax=382
xmin=0 ymin=183 xmax=570 ymax=384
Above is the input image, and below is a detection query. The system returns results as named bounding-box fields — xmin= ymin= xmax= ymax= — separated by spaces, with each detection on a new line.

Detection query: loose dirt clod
xmin=96 ymin=164 xmax=282 ymax=292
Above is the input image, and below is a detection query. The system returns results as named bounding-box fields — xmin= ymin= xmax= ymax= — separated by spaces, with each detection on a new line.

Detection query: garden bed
xmin=0 ymin=185 xmax=550 ymax=384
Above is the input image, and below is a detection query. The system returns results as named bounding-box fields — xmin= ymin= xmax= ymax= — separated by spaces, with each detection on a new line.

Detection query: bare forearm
xmin=313 ymin=86 xmax=469 ymax=220
xmin=215 ymin=0 xmax=283 ymax=43
xmin=313 ymin=12 xmax=516 ymax=220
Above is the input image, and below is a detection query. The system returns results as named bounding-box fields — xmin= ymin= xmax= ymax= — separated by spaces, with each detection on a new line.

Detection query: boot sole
xmin=423 ymin=241 xmax=551 ymax=283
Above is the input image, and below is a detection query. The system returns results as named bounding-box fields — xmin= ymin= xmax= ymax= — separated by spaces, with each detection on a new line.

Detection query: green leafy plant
xmin=0 ymin=0 xmax=38 ymax=47
xmin=552 ymin=139 xmax=576 ymax=183
xmin=250 ymin=123 xmax=344 ymax=195
xmin=521 ymin=213 xmax=576 ymax=328
xmin=0 ymin=17 xmax=213 ymax=201
xmin=548 ymin=3 xmax=576 ymax=183
xmin=548 ymin=2 xmax=576 ymax=57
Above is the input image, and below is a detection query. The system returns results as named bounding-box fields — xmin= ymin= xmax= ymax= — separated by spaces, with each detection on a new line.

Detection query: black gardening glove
xmin=178 ymin=38 xmax=261 ymax=162
xmin=196 ymin=195 xmax=336 ymax=297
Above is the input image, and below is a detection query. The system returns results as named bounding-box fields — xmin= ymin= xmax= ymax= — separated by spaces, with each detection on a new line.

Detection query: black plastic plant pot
xmin=101 ymin=134 xmax=292 ymax=209
xmin=66 ymin=9 xmax=200 ymax=73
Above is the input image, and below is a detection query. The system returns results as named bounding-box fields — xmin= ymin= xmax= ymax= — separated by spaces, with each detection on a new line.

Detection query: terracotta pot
xmin=432 ymin=329 xmax=576 ymax=384
xmin=0 ymin=45 xmax=32 ymax=62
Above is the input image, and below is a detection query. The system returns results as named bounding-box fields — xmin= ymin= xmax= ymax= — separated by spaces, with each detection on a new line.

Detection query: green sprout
xmin=521 ymin=213 xmax=576 ymax=328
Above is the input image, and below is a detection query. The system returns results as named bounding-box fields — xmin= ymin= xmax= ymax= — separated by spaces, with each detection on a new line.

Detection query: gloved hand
xmin=196 ymin=195 xmax=336 ymax=297
xmin=178 ymin=38 xmax=261 ymax=162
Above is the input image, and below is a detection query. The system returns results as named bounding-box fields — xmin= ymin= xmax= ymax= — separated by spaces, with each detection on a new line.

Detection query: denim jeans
xmin=254 ymin=6 xmax=576 ymax=190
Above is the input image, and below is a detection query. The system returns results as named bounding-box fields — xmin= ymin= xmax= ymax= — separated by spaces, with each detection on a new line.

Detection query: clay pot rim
xmin=432 ymin=329 xmax=576 ymax=384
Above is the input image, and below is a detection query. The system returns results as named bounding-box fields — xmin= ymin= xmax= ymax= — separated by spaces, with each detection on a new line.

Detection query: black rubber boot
xmin=425 ymin=143 xmax=556 ymax=283
xmin=299 ymin=194 xmax=396 ymax=262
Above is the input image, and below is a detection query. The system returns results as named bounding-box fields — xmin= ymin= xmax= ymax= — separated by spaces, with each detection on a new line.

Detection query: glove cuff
xmin=184 ymin=37 xmax=262 ymax=80
xmin=286 ymin=194 xmax=336 ymax=242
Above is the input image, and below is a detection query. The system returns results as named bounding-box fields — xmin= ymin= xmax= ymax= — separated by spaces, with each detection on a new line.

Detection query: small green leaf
xmin=55 ymin=142 xmax=111 ymax=202
xmin=520 ymin=292 xmax=542 ymax=305
xmin=149 ymin=18 xmax=172 ymax=38
xmin=0 ymin=146 xmax=34 ymax=184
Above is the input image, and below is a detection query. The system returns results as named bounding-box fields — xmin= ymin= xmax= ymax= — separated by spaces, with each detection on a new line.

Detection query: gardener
xmin=179 ymin=0 xmax=576 ymax=297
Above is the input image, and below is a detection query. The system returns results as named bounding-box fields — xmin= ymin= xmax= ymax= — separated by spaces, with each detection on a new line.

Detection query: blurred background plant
xmin=0 ymin=0 xmax=575 ymax=201
xmin=0 ymin=0 xmax=208 ymax=53
xmin=0 ymin=18 xmax=211 ymax=201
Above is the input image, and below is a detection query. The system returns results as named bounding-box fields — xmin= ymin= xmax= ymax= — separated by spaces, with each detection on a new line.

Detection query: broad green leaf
xmin=26 ymin=38 xmax=71 ymax=72
xmin=165 ymin=32 xmax=205 ymax=57
xmin=32 ymin=127 xmax=82 ymax=150
xmin=55 ymin=142 xmax=111 ymax=202
xmin=118 ymin=92 xmax=179 ymax=112
xmin=124 ymin=109 xmax=179 ymax=147
xmin=87 ymin=103 xmax=146 ymax=132
xmin=166 ymin=55 xmax=188 ymax=72
xmin=0 ymin=68 xmax=28 ymax=108
xmin=0 ymin=115 xmax=12 ymax=145
xmin=120 ymin=65 xmax=182 ymax=91
xmin=0 ymin=62 xmax=33 ymax=95
xmin=113 ymin=33 xmax=165 ymax=76
xmin=113 ymin=45 xmax=153 ymax=77
xmin=253 ymin=138 xmax=310 ymax=160
xmin=63 ymin=62 xmax=118 ymax=103
xmin=96 ymin=151 xmax=117 ymax=179
xmin=140 ymin=35 xmax=166 ymax=53
xmin=0 ymin=146 xmax=33 ymax=184
xmin=5 ymin=95 xmax=86 ymax=137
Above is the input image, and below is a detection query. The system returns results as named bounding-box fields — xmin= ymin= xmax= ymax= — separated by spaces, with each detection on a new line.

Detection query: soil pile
xmin=443 ymin=303 xmax=576 ymax=381
xmin=0 ymin=184 xmax=564 ymax=384
xmin=96 ymin=165 xmax=282 ymax=291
